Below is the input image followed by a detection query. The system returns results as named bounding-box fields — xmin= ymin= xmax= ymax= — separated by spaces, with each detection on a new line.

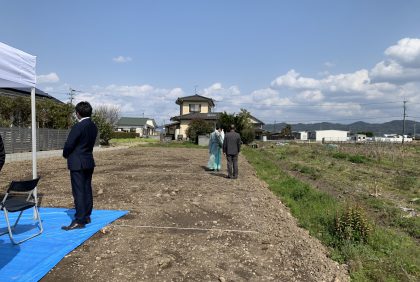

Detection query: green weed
xmin=243 ymin=147 xmax=420 ymax=281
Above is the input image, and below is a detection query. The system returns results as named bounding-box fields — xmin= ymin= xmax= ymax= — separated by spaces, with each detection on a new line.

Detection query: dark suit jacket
xmin=63 ymin=118 xmax=98 ymax=171
xmin=0 ymin=134 xmax=5 ymax=171
xmin=223 ymin=130 xmax=241 ymax=155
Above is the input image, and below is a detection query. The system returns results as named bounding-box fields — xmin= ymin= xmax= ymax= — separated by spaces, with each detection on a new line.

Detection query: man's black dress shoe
xmin=86 ymin=217 xmax=91 ymax=224
xmin=61 ymin=221 xmax=85 ymax=231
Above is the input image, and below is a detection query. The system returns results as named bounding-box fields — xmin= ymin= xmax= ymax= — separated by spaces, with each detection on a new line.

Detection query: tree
xmin=0 ymin=95 xmax=73 ymax=128
xmin=279 ymin=124 xmax=292 ymax=138
xmin=93 ymin=105 xmax=120 ymax=126
xmin=218 ymin=109 xmax=255 ymax=144
xmin=241 ymin=128 xmax=255 ymax=144
xmin=185 ymin=119 xmax=213 ymax=143
xmin=357 ymin=131 xmax=374 ymax=137
xmin=92 ymin=114 xmax=114 ymax=145
xmin=218 ymin=112 xmax=236 ymax=133
xmin=91 ymin=105 xmax=120 ymax=146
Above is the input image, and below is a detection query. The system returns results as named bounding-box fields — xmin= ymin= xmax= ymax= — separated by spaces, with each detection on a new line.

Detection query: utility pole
xmin=68 ymin=88 xmax=75 ymax=104
xmin=402 ymin=100 xmax=407 ymax=144
xmin=68 ymin=87 xmax=82 ymax=104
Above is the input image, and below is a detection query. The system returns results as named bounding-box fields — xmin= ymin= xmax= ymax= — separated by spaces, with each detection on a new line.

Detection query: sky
xmin=1 ymin=0 xmax=420 ymax=126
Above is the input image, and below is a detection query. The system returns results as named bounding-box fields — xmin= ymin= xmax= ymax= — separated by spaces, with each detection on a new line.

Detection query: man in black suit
xmin=222 ymin=124 xmax=242 ymax=179
xmin=0 ymin=133 xmax=5 ymax=172
xmin=62 ymin=101 xmax=98 ymax=231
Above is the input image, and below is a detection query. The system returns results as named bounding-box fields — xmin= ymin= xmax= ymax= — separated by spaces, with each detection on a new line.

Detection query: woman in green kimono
xmin=207 ymin=127 xmax=223 ymax=171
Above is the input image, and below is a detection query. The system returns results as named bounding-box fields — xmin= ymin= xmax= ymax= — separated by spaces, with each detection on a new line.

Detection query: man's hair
xmin=75 ymin=101 xmax=93 ymax=118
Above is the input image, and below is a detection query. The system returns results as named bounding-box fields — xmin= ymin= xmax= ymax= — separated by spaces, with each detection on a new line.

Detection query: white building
xmin=116 ymin=117 xmax=157 ymax=136
xmin=309 ymin=130 xmax=349 ymax=142
xmin=374 ymin=134 xmax=413 ymax=143
xmin=293 ymin=131 xmax=308 ymax=141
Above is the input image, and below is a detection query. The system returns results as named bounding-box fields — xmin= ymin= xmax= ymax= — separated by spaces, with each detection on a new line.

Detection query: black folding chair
xmin=0 ymin=177 xmax=43 ymax=244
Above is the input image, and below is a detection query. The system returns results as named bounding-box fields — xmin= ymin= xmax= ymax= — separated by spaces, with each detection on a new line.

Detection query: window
xmin=189 ymin=104 xmax=201 ymax=113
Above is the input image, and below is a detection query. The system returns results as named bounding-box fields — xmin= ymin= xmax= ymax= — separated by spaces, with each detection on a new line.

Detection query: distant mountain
xmin=263 ymin=120 xmax=419 ymax=137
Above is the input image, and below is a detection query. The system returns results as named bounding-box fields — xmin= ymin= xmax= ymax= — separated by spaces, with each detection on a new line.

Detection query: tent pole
xmin=31 ymin=87 xmax=37 ymax=179
xmin=31 ymin=87 xmax=38 ymax=219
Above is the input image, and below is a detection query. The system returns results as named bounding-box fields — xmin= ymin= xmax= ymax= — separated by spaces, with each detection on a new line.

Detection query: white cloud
xmin=370 ymin=60 xmax=420 ymax=84
xmin=272 ymin=69 xmax=370 ymax=94
xmin=385 ymin=38 xmax=420 ymax=68
xmin=260 ymin=38 xmax=420 ymax=123
xmin=324 ymin=61 xmax=335 ymax=68
xmin=371 ymin=38 xmax=420 ymax=84
xmin=37 ymin=72 xmax=60 ymax=84
xmin=202 ymin=82 xmax=241 ymax=102
xmin=297 ymin=90 xmax=324 ymax=102
xmin=112 ymin=56 xmax=132 ymax=63
xmin=271 ymin=69 xmax=321 ymax=89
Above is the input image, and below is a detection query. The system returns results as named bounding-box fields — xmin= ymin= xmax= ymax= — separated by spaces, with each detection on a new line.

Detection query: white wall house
xmin=116 ymin=117 xmax=157 ymax=136
xmin=309 ymin=130 xmax=349 ymax=142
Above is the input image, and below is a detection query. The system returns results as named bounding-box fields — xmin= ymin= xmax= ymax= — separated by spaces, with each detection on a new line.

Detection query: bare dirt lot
xmin=1 ymin=146 xmax=349 ymax=281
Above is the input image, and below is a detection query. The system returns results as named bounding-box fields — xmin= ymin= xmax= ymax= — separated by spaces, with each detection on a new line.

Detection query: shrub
xmin=111 ymin=132 xmax=138 ymax=139
xmin=334 ymin=205 xmax=372 ymax=244
xmin=291 ymin=163 xmax=321 ymax=180
xmin=348 ymin=154 xmax=368 ymax=163
xmin=241 ymin=127 xmax=255 ymax=145
xmin=185 ymin=119 xmax=213 ymax=143
xmin=332 ymin=152 xmax=348 ymax=159
xmin=92 ymin=114 xmax=114 ymax=145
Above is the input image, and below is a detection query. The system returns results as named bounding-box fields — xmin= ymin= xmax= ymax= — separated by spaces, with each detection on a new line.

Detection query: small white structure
xmin=309 ymin=130 xmax=349 ymax=142
xmin=294 ymin=131 xmax=308 ymax=141
xmin=354 ymin=134 xmax=367 ymax=142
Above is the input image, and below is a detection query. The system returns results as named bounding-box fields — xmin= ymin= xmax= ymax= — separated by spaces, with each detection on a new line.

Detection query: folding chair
xmin=0 ymin=177 xmax=43 ymax=244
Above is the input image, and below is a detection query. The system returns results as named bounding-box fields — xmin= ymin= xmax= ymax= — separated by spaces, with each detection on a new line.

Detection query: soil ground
xmin=0 ymin=146 xmax=349 ymax=281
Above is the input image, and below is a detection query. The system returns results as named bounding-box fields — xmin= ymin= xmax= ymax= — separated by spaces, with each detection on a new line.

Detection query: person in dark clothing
xmin=62 ymin=101 xmax=98 ymax=231
xmin=222 ymin=124 xmax=242 ymax=179
xmin=0 ymin=134 xmax=5 ymax=172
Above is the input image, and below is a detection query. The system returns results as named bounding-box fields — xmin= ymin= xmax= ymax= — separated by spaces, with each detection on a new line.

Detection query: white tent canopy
xmin=0 ymin=41 xmax=38 ymax=181
xmin=0 ymin=42 xmax=36 ymax=88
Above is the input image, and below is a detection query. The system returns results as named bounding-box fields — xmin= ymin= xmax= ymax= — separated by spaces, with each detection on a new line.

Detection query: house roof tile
xmin=170 ymin=112 xmax=221 ymax=121
xmin=175 ymin=94 xmax=215 ymax=107
xmin=117 ymin=117 xmax=156 ymax=127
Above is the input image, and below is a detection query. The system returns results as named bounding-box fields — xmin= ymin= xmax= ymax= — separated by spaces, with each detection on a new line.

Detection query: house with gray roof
xmin=167 ymin=94 xmax=219 ymax=140
xmin=0 ymin=87 xmax=63 ymax=104
xmin=166 ymin=94 xmax=265 ymax=140
xmin=116 ymin=117 xmax=157 ymax=136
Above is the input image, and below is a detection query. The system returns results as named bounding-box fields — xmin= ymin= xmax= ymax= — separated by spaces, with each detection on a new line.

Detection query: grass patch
xmin=291 ymin=163 xmax=321 ymax=180
xmin=243 ymin=147 xmax=420 ymax=281
xmin=110 ymin=137 xmax=159 ymax=145
xmin=332 ymin=151 xmax=369 ymax=163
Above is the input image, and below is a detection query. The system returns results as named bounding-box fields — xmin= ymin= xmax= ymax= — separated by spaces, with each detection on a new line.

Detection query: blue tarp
xmin=0 ymin=207 xmax=127 ymax=281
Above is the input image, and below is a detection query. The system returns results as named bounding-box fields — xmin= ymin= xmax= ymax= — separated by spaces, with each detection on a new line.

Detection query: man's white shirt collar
xmin=78 ymin=117 xmax=90 ymax=122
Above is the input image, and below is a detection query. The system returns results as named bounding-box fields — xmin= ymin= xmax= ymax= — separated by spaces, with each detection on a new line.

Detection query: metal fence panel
xmin=0 ymin=127 xmax=70 ymax=154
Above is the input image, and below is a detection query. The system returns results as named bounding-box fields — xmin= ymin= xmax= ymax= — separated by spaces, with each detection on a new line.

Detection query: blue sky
xmin=2 ymin=0 xmax=420 ymax=125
